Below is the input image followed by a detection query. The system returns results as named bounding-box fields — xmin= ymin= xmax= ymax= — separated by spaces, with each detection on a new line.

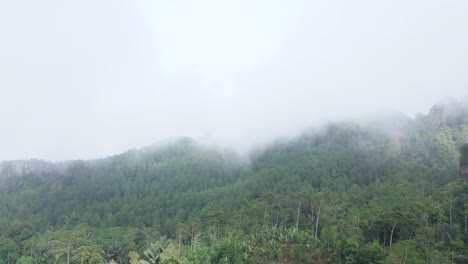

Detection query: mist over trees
xmin=0 ymin=101 xmax=468 ymax=263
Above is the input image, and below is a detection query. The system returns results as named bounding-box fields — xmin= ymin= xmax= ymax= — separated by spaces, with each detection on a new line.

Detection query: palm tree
xmin=140 ymin=237 xmax=169 ymax=264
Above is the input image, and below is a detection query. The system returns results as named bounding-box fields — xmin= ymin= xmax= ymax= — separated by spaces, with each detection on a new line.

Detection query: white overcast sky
xmin=0 ymin=0 xmax=467 ymax=160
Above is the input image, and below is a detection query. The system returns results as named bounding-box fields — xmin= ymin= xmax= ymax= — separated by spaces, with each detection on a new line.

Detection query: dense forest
xmin=1 ymin=101 xmax=468 ymax=264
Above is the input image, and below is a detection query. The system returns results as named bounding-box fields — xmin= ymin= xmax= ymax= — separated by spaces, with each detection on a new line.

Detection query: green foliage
xmin=141 ymin=237 xmax=169 ymax=264
xmin=161 ymin=256 xmax=181 ymax=264
xmin=16 ymin=256 xmax=34 ymax=264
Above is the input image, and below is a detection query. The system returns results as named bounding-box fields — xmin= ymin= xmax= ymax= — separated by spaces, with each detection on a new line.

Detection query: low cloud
xmin=0 ymin=0 xmax=467 ymax=160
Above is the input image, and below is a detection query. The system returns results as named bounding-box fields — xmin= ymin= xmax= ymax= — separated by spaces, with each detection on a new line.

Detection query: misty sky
xmin=1 ymin=0 xmax=467 ymax=160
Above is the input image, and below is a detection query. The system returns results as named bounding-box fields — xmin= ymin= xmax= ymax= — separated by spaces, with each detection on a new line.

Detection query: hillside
xmin=1 ymin=101 xmax=468 ymax=264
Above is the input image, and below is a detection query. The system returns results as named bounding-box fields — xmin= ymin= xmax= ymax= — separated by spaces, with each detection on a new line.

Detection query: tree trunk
xmin=449 ymin=195 xmax=453 ymax=229
xmin=67 ymin=240 xmax=71 ymax=264
xmin=191 ymin=223 xmax=194 ymax=251
xmin=178 ymin=233 xmax=181 ymax=256
xmin=389 ymin=223 xmax=397 ymax=251
xmin=465 ymin=203 xmax=467 ymax=232
xmin=275 ymin=205 xmax=280 ymax=228
xmin=314 ymin=201 xmax=322 ymax=239
xmin=296 ymin=202 xmax=302 ymax=231
xmin=403 ymin=248 xmax=408 ymax=264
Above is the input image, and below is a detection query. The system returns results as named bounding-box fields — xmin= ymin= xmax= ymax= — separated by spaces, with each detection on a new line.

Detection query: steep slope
xmin=0 ymin=102 xmax=467 ymax=264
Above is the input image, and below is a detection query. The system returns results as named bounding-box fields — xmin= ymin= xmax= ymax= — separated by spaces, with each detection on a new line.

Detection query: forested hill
xmin=1 ymin=101 xmax=468 ymax=264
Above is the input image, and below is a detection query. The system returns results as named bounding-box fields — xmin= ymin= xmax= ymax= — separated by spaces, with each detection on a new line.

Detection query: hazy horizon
xmin=1 ymin=0 xmax=468 ymax=161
